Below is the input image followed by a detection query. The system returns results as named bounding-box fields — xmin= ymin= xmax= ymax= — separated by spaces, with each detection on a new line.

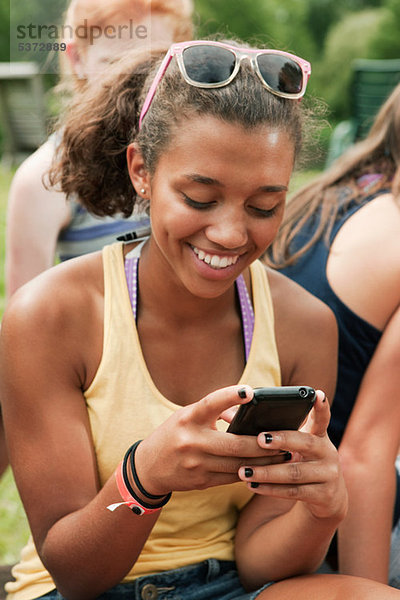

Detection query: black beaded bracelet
xmin=122 ymin=442 xmax=172 ymax=510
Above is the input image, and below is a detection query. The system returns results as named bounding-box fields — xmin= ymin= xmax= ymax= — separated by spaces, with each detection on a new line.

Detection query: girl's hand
xmin=134 ymin=385 xmax=284 ymax=496
xmin=238 ymin=390 xmax=348 ymax=521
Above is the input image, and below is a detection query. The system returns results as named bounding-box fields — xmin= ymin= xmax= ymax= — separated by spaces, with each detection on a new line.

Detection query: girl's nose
xmin=205 ymin=209 xmax=248 ymax=249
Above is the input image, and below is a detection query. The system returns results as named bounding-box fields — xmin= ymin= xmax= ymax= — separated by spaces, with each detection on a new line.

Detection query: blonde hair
xmin=58 ymin=0 xmax=194 ymax=86
xmin=64 ymin=0 xmax=194 ymax=49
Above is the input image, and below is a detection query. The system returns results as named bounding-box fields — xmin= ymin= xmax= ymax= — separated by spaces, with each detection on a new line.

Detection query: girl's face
xmin=129 ymin=115 xmax=295 ymax=298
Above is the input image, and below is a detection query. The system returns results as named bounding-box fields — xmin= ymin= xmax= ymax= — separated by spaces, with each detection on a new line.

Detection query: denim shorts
xmin=37 ymin=559 xmax=274 ymax=599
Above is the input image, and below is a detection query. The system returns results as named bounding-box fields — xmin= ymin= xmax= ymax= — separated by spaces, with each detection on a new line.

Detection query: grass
xmin=0 ymin=167 xmax=12 ymax=316
xmin=0 ymin=166 xmax=30 ymax=566
xmin=0 ymin=470 xmax=29 ymax=564
xmin=0 ymin=163 xmax=322 ymax=566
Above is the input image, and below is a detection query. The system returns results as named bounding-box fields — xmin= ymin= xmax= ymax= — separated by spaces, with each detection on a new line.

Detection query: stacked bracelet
xmin=129 ymin=441 xmax=169 ymax=501
xmin=107 ymin=442 xmax=172 ymax=516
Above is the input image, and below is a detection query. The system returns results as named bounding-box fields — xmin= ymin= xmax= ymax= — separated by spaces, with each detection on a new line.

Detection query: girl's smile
xmin=190 ymin=244 xmax=240 ymax=269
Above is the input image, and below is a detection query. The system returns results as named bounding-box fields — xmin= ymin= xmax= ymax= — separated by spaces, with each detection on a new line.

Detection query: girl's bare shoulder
xmin=2 ymin=252 xmax=104 ymax=350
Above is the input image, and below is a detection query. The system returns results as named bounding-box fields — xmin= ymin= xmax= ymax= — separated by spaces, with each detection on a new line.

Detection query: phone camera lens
xmin=299 ymin=387 xmax=308 ymax=398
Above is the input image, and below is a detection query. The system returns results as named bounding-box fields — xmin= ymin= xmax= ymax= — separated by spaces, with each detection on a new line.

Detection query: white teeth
xmin=192 ymin=246 xmax=239 ymax=270
xmin=210 ymin=255 xmax=220 ymax=267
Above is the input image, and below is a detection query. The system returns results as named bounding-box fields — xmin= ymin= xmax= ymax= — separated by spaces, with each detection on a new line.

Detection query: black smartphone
xmin=227 ymin=386 xmax=316 ymax=436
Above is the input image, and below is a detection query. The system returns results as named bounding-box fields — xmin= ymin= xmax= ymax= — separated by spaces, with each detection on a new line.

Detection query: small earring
xmin=140 ymin=188 xmax=146 ymax=195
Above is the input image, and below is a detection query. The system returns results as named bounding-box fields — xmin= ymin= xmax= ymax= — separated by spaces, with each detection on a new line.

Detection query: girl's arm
xmin=6 ymin=140 xmax=71 ymax=298
xmin=0 ymin=261 xmax=282 ymax=599
xmin=0 ymin=262 xmax=159 ymax=599
xmin=235 ymin=270 xmax=345 ymax=589
xmin=337 ymin=306 xmax=400 ymax=582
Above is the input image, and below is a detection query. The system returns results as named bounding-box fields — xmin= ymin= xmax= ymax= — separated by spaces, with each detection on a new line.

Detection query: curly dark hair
xmin=47 ymin=42 xmax=310 ymax=218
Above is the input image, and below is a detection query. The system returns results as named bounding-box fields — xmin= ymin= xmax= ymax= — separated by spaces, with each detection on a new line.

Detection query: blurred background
xmin=1 ymin=0 xmax=400 ymax=568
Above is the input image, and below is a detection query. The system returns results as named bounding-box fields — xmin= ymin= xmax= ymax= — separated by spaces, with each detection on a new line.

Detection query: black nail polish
xmin=244 ymin=467 xmax=253 ymax=478
xmin=250 ymin=482 xmax=259 ymax=489
xmin=284 ymin=451 xmax=292 ymax=461
xmin=264 ymin=433 xmax=273 ymax=444
xmin=322 ymin=394 xmax=327 ymax=403
xmin=238 ymin=388 xmax=247 ymax=399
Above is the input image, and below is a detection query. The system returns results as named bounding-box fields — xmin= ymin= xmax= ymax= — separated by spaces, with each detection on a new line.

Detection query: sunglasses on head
xmin=139 ymin=40 xmax=311 ymax=128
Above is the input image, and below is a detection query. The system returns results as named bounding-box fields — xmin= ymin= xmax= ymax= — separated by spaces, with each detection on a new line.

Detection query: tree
xmin=369 ymin=0 xmax=400 ymax=59
xmin=312 ymin=7 xmax=385 ymax=119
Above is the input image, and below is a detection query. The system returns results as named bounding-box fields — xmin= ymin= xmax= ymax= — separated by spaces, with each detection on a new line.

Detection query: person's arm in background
xmin=337 ymin=305 xmax=400 ymax=583
xmin=5 ymin=138 xmax=71 ymax=298
xmin=0 ymin=138 xmax=71 ymax=478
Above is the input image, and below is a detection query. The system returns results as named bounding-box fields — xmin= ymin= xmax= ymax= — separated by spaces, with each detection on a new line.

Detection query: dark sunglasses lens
xmin=182 ymin=45 xmax=236 ymax=84
xmin=257 ymin=54 xmax=303 ymax=94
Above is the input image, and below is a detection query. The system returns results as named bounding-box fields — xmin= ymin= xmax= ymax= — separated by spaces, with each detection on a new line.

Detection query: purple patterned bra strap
xmin=124 ymin=256 xmax=255 ymax=361
xmin=235 ymin=273 xmax=255 ymax=362
xmin=124 ymin=255 xmax=139 ymax=321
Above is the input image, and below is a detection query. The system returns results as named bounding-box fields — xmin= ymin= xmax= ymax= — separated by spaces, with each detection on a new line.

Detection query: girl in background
xmin=270 ymin=83 xmax=400 ymax=586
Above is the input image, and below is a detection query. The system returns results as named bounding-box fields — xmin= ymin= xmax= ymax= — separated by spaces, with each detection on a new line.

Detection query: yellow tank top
xmin=6 ymin=243 xmax=281 ymax=600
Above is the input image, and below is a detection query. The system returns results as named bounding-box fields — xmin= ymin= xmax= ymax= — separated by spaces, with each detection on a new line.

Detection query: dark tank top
xmin=280 ymin=187 xmax=400 ymax=525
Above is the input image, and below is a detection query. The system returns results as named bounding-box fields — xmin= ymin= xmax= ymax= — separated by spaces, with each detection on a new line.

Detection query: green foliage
xmin=312 ymin=8 xmax=385 ymax=120
xmin=0 ymin=0 xmax=10 ymax=62
xmin=369 ymin=0 xmax=400 ymax=59
xmin=0 ymin=166 xmax=12 ymax=316
xmin=194 ymin=0 xmax=281 ymax=44
xmin=193 ymin=0 xmax=317 ymax=60
xmin=0 ymin=168 xmax=29 ymax=566
xmin=0 ymin=469 xmax=29 ymax=565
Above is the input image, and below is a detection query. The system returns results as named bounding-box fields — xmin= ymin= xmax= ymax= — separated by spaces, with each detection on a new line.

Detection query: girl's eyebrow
xmin=258 ymin=184 xmax=288 ymax=192
xmin=184 ymin=173 xmax=288 ymax=192
xmin=184 ymin=174 xmax=221 ymax=185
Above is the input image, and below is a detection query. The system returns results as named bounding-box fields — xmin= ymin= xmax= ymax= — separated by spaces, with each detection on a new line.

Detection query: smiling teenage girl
xmin=1 ymin=41 xmax=400 ymax=600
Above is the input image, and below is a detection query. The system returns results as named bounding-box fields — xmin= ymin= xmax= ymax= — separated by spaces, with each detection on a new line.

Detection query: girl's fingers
xmin=238 ymin=459 xmax=336 ymax=486
xmin=208 ymin=450 xmax=294 ymax=475
xmin=255 ymin=428 xmax=328 ymax=460
xmin=192 ymin=385 xmax=254 ymax=426
xmin=219 ymin=406 xmax=239 ymax=424
xmin=300 ymin=390 xmax=330 ymax=437
xmin=242 ymin=481 xmax=331 ymax=505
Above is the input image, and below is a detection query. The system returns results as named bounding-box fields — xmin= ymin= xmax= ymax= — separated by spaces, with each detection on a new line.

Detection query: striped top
xmin=56 ymin=200 xmax=150 ymax=261
xmin=46 ymin=132 xmax=151 ymax=261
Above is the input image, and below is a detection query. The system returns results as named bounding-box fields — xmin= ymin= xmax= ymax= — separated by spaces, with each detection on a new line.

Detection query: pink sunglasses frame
xmin=139 ymin=40 xmax=311 ymax=129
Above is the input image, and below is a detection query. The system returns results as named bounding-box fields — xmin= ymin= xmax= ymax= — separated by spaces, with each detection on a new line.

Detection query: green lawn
xmin=0 ymin=167 xmax=12 ymax=316
xmin=0 ymin=166 xmax=30 ymax=566
xmin=0 ymin=164 xmax=322 ymax=566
